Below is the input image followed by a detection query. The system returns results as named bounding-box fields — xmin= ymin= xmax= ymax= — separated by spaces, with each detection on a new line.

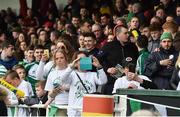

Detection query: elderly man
xmin=92 ymin=24 xmax=107 ymax=48
xmin=144 ymin=32 xmax=178 ymax=89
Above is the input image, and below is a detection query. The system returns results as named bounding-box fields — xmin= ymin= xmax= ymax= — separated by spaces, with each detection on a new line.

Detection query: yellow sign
xmin=0 ymin=79 xmax=24 ymax=97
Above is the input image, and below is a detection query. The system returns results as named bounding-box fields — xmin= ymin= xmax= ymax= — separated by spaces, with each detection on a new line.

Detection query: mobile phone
xmin=80 ymin=57 xmax=92 ymax=70
xmin=44 ymin=49 xmax=49 ymax=58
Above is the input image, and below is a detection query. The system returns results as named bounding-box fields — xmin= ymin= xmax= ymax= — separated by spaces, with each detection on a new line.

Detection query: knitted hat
xmin=160 ymin=32 xmax=173 ymax=41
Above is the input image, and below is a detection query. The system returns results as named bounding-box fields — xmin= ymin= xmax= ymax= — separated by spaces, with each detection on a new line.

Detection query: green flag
xmin=48 ymin=105 xmax=58 ymax=116
xmin=130 ymin=100 xmax=141 ymax=112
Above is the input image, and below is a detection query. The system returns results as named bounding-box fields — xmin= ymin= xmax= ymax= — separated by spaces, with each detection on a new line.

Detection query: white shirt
xmin=17 ymin=80 xmax=34 ymax=116
xmin=18 ymin=80 xmax=34 ymax=97
xmin=112 ymin=75 xmax=150 ymax=94
xmin=61 ymin=67 xmax=107 ymax=116
xmin=45 ymin=67 xmax=69 ymax=105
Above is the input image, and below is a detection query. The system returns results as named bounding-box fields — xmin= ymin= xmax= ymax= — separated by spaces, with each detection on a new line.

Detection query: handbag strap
xmin=75 ymin=72 xmax=89 ymax=94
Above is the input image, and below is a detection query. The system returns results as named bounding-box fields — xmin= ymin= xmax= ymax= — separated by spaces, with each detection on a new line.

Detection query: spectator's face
xmin=72 ymin=17 xmax=80 ymax=28
xmin=156 ymin=9 xmax=165 ymax=19
xmin=176 ymin=7 xmax=180 ymax=16
xmin=18 ymin=33 xmax=25 ymax=42
xmin=128 ymin=4 xmax=133 ymax=12
xmin=117 ymin=27 xmax=129 ymax=43
xmin=50 ymin=45 xmax=57 ymax=55
xmin=80 ymin=8 xmax=87 ymax=16
xmin=173 ymin=41 xmax=180 ymax=51
xmin=5 ymin=45 xmax=15 ymax=57
xmin=54 ymin=51 xmax=67 ymax=68
xmin=16 ymin=68 xmax=26 ymax=80
xmin=130 ymin=17 xmax=139 ymax=29
xmin=78 ymin=35 xmax=85 ymax=48
xmin=101 ymin=16 xmax=109 ymax=26
xmin=28 ymin=27 xmax=35 ymax=34
xmin=20 ymin=41 xmax=27 ymax=51
xmin=84 ymin=36 xmax=96 ymax=51
xmin=39 ymin=31 xmax=47 ymax=42
xmin=150 ymin=31 xmax=161 ymax=40
xmin=92 ymin=26 xmax=102 ymax=39
xmin=27 ymin=9 xmax=32 ymax=16
xmin=142 ymin=27 xmax=150 ymax=38
xmin=132 ymin=4 xmax=139 ymax=14
xmin=83 ymin=22 xmax=92 ymax=32
xmin=50 ymin=32 xmax=57 ymax=43
xmin=166 ymin=16 xmax=174 ymax=22
xmin=124 ymin=67 xmax=129 ymax=75
xmin=26 ymin=50 xmax=34 ymax=62
xmin=35 ymin=86 xmax=45 ymax=97
xmin=107 ymin=35 xmax=114 ymax=42
xmin=12 ymin=32 xmax=19 ymax=39
xmin=115 ymin=0 xmax=122 ymax=8
xmin=34 ymin=49 xmax=44 ymax=62
xmin=57 ymin=21 xmax=65 ymax=30
xmin=160 ymin=39 xmax=172 ymax=50
xmin=0 ymin=33 xmax=6 ymax=42
xmin=5 ymin=75 xmax=19 ymax=87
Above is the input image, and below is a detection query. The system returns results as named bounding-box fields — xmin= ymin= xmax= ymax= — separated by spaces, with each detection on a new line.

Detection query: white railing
xmin=7 ymin=104 xmax=83 ymax=117
xmin=6 ymin=101 xmax=123 ymax=117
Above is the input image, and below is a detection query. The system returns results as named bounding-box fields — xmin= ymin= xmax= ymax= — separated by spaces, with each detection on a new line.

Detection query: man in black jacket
xmin=144 ymin=32 xmax=178 ymax=89
xmin=102 ymin=25 xmax=139 ymax=94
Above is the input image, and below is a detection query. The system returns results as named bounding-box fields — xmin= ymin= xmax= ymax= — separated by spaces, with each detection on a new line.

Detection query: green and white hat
xmin=160 ymin=32 xmax=173 ymax=41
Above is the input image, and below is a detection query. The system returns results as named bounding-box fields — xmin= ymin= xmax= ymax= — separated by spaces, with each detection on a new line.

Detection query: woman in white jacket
xmin=61 ymin=51 xmax=107 ymax=117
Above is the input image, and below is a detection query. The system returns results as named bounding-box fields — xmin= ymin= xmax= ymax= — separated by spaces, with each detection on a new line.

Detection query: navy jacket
xmin=0 ymin=57 xmax=18 ymax=70
xmin=144 ymin=47 xmax=178 ymax=89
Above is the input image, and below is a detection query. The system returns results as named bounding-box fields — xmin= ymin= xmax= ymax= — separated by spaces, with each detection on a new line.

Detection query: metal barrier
xmin=6 ymin=99 xmax=122 ymax=116
xmin=7 ymin=104 xmax=83 ymax=117
xmin=5 ymin=89 xmax=180 ymax=116
xmin=115 ymin=89 xmax=180 ymax=116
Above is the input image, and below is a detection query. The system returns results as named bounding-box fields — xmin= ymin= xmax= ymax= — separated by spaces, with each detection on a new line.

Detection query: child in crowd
xmin=21 ymin=81 xmax=48 ymax=116
xmin=113 ymin=62 xmax=151 ymax=94
xmin=4 ymin=70 xmax=34 ymax=116
xmin=13 ymin=64 xmax=34 ymax=96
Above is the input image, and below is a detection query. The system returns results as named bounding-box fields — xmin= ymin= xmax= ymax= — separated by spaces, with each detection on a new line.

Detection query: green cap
xmin=160 ymin=32 xmax=173 ymax=41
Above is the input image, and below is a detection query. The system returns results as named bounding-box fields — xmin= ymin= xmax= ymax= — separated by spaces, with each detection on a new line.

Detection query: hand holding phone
xmin=44 ymin=49 xmax=50 ymax=58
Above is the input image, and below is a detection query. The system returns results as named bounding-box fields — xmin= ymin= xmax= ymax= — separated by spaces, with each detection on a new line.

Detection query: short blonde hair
xmin=162 ymin=21 xmax=178 ymax=33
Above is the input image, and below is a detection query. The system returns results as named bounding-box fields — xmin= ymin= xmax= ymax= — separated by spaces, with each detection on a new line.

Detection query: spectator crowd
xmin=0 ymin=0 xmax=180 ymax=116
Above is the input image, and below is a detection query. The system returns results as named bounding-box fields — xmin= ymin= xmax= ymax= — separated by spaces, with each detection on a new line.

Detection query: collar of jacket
xmin=160 ymin=46 xmax=175 ymax=54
